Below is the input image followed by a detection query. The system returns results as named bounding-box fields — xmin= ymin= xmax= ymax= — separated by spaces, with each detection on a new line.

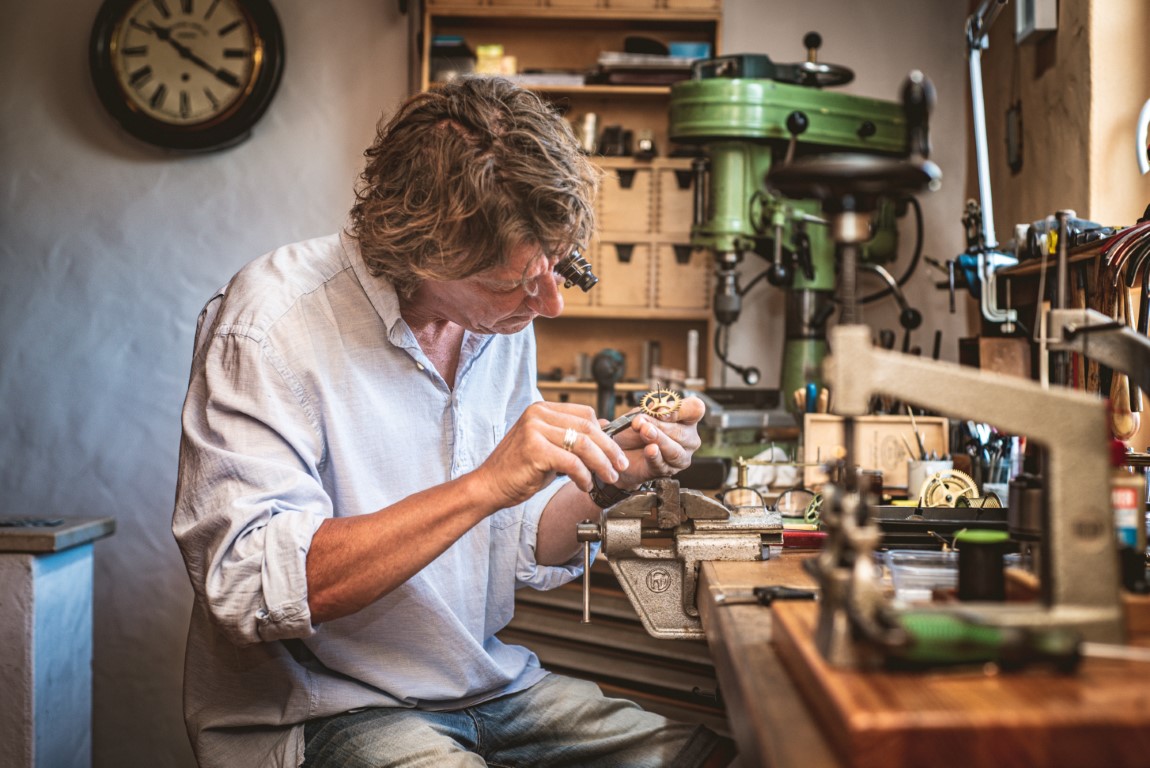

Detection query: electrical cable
xmin=742 ymin=241 xmax=797 ymax=297
xmin=859 ymin=195 xmax=924 ymax=304
xmin=713 ymin=324 xmax=761 ymax=385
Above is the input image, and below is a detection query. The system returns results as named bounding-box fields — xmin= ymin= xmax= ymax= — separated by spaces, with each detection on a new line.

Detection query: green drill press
xmin=669 ymin=34 xmax=909 ymax=413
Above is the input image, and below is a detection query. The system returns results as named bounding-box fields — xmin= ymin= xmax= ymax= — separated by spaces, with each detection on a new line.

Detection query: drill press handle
xmin=902 ymin=70 xmax=936 ymax=160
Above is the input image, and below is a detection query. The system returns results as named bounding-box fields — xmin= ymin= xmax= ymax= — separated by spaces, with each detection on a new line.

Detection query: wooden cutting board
xmin=771 ymin=600 xmax=1150 ymax=768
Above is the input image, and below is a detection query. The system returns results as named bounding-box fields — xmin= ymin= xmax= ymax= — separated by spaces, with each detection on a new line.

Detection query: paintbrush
xmin=900 ymin=433 xmax=919 ymax=461
xmin=906 ymin=405 xmax=928 ymax=459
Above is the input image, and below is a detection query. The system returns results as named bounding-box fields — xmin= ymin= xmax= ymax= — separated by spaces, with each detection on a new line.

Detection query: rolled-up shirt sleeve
xmin=174 ymin=323 xmax=328 ymax=647
xmin=512 ymin=476 xmax=600 ymax=590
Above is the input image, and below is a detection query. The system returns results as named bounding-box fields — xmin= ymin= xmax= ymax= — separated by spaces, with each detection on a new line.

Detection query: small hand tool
xmin=601 ymin=386 xmax=682 ymax=438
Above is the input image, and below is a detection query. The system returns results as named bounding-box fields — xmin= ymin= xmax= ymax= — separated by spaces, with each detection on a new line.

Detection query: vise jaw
xmin=584 ymin=477 xmax=782 ymax=639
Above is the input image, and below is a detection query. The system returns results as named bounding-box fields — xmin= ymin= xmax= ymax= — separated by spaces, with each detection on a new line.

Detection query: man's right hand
xmin=474 ymin=401 xmax=630 ymax=509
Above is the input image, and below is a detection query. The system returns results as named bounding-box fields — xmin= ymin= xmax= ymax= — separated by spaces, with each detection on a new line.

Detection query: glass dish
xmin=884 ymin=550 xmax=959 ymax=602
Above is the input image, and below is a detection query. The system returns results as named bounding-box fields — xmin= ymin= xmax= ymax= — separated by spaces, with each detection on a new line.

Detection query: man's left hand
xmin=606 ymin=395 xmax=704 ymax=489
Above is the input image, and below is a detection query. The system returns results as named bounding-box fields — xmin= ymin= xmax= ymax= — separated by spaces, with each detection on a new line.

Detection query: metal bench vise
xmin=577 ymin=477 xmax=783 ymax=639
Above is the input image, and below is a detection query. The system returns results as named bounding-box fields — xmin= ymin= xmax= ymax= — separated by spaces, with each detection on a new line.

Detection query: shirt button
xmin=416 ymin=362 xmax=425 ymax=371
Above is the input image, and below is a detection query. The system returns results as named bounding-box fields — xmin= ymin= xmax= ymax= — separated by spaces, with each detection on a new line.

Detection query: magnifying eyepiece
xmin=556 ymin=249 xmax=599 ymax=292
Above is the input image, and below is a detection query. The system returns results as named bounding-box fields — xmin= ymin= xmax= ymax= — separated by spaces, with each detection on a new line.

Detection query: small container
xmin=669 ymin=42 xmax=712 ymax=59
xmin=475 ymin=44 xmax=505 ymax=75
xmin=907 ymin=459 xmax=953 ymax=500
xmin=1111 ymin=440 xmax=1147 ymax=552
xmin=955 ymin=528 xmax=1008 ymax=601
xmin=857 ymin=468 xmax=883 ymax=504
xmin=886 ymin=550 xmax=958 ymax=602
xmin=577 ymin=113 xmax=599 ymax=154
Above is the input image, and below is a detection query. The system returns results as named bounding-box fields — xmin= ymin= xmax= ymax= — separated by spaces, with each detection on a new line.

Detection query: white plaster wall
xmin=718 ymin=0 xmax=972 ymax=388
xmin=0 ymin=2 xmax=409 ymax=766
xmin=0 ymin=1 xmax=966 ymax=765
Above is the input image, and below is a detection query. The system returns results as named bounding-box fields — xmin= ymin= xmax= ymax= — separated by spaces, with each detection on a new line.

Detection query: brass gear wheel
xmin=956 ymin=493 xmax=1003 ymax=509
xmin=917 ymin=468 xmax=979 ymax=507
xmin=640 ymin=387 xmax=682 ymax=419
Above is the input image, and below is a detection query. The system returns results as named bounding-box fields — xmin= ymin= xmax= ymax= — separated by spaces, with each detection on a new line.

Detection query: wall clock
xmin=90 ymin=0 xmax=285 ymax=152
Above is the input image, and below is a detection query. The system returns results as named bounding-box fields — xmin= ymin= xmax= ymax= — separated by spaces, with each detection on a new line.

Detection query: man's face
xmin=424 ymin=243 xmax=566 ymax=335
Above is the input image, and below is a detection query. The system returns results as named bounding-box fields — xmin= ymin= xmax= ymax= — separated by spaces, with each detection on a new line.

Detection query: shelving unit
xmin=415 ymin=0 xmax=723 ymax=400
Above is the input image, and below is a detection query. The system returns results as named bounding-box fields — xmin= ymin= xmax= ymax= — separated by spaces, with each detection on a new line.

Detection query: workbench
xmin=698 ymin=556 xmax=1150 ymax=768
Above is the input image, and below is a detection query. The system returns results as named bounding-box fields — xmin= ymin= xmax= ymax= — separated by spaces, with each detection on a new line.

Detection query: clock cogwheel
xmin=917 ymin=468 xmax=979 ymax=508
xmin=956 ymin=493 xmax=1003 ymax=509
xmin=640 ymin=387 xmax=682 ymax=419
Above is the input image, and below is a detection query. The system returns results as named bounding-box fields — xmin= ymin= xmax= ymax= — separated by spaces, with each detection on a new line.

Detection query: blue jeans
xmin=302 ymin=673 xmax=721 ymax=767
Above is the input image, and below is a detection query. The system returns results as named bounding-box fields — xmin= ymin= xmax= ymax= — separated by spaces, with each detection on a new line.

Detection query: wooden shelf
xmin=538 ymin=380 xmax=651 ymax=391
xmin=557 ymin=305 xmax=709 ymax=321
xmin=424 ymin=5 xmax=720 ymax=24
xmin=430 ymin=82 xmax=681 ymax=97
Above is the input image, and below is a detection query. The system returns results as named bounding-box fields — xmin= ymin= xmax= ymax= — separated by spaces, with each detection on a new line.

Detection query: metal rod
xmin=970 ymin=0 xmax=1009 ymax=43
xmin=1056 ymin=210 xmax=1070 ymax=310
xmin=839 ymin=241 xmax=859 ymax=325
xmin=968 ymin=45 xmax=998 ymax=249
xmin=581 ymin=540 xmax=592 ymax=623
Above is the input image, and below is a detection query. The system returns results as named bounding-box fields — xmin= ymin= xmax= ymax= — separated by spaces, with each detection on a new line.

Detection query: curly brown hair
xmin=348 ymin=76 xmax=599 ymax=298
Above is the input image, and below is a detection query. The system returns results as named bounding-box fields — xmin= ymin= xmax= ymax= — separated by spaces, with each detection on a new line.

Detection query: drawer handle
xmin=672 ymin=244 xmax=693 ymax=264
xmin=614 ymin=243 xmax=635 ymax=263
xmin=673 ymin=169 xmax=693 ymax=190
xmin=616 ymin=169 xmax=637 ymax=189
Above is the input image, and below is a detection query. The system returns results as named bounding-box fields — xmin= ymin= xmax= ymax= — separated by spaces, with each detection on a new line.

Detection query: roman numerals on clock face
xmin=113 ymin=0 xmax=259 ymax=125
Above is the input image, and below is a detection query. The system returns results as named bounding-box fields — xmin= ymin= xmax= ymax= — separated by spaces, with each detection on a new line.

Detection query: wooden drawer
xmin=654 ymin=242 xmax=710 ymax=310
xmin=655 ymin=165 xmax=695 ymax=236
xmin=597 ymin=241 xmax=652 ymax=308
xmin=598 ymin=166 xmax=653 ymax=234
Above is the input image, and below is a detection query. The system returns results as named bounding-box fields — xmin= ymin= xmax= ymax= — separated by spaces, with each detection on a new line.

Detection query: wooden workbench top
xmin=699 ymin=558 xmax=1150 ymax=768
xmin=0 ymin=516 xmax=115 ymax=553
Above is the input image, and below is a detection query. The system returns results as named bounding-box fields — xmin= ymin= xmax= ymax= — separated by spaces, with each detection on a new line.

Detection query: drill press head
xmin=669 ymin=37 xmax=910 ymax=403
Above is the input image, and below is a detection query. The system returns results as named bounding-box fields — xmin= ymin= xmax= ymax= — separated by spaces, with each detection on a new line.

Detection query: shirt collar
xmin=340 ymin=230 xmax=413 ymax=348
xmin=340 ymin=231 xmax=498 ymax=365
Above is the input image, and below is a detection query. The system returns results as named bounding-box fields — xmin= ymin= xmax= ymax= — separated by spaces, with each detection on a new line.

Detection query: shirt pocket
xmin=484 ymin=421 xmax=522 ymax=531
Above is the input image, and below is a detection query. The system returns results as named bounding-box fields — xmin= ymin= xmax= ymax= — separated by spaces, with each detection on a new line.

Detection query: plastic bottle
xmin=1111 ymin=441 xmax=1146 ymax=549
xmin=1110 ymin=440 xmax=1148 ymax=592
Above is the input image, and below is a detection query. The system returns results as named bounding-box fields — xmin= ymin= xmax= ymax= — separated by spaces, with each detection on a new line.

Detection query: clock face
xmin=90 ymin=0 xmax=284 ymax=151
xmin=111 ymin=0 xmax=259 ymax=126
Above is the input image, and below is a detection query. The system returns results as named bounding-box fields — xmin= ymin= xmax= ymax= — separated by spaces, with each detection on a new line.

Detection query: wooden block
xmin=771 ymin=600 xmax=1150 ymax=768
xmin=1123 ymin=592 xmax=1150 ymax=640
xmin=959 ymin=336 xmax=1032 ymax=379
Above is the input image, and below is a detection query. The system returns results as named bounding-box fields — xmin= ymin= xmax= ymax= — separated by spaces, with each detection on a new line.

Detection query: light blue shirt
xmin=172 ymin=232 xmax=583 ymax=768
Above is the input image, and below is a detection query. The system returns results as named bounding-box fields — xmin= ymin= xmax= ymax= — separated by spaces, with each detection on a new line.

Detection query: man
xmin=173 ymin=76 xmax=730 ymax=767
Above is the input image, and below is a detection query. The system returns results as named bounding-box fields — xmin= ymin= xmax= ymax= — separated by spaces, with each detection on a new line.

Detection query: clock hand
xmin=145 ymin=22 xmax=241 ymax=88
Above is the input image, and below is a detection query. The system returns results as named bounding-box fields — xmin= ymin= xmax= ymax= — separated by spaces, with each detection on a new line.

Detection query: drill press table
xmin=698 ymin=557 xmax=1150 ymax=768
